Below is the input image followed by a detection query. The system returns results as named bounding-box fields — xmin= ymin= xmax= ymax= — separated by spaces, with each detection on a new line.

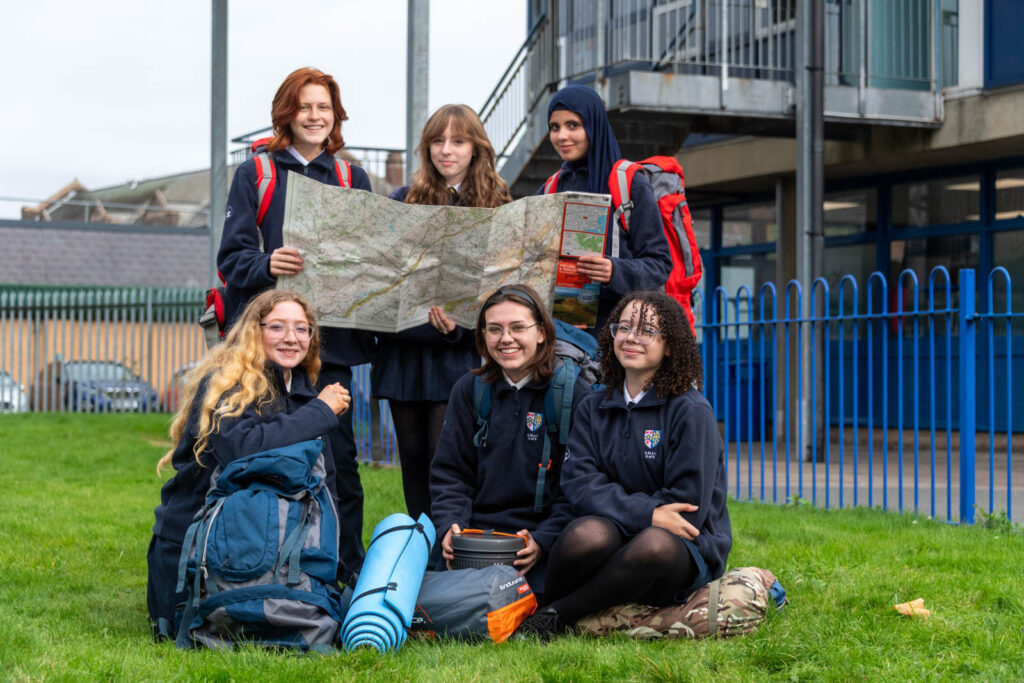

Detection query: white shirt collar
xmin=623 ymin=382 xmax=646 ymax=406
xmin=285 ymin=145 xmax=312 ymax=166
xmin=504 ymin=372 xmax=532 ymax=390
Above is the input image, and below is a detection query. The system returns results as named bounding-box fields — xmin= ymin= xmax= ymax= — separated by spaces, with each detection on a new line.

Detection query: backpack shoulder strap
xmin=472 ymin=377 xmax=491 ymax=448
xmin=542 ymin=170 xmax=561 ymax=194
xmin=253 ymin=151 xmax=276 ymax=233
xmin=536 ymin=360 xmax=579 ymax=513
xmin=608 ymin=159 xmax=643 ymax=232
xmin=335 ymin=159 xmax=352 ymax=188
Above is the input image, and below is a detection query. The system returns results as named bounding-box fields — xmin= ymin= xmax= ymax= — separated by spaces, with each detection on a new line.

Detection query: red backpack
xmin=543 ymin=156 xmax=703 ymax=333
xmin=200 ymin=139 xmax=353 ymax=348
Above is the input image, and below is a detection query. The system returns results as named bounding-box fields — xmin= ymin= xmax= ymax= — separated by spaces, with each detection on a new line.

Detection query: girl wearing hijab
xmin=539 ymin=84 xmax=673 ymax=334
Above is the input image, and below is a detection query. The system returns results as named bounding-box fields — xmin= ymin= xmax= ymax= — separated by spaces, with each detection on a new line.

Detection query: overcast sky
xmin=0 ymin=0 xmax=527 ymax=218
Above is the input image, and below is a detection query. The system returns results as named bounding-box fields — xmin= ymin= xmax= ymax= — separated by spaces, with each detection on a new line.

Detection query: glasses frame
xmin=609 ymin=322 xmax=662 ymax=345
xmin=259 ymin=322 xmax=315 ymax=341
xmin=482 ymin=321 xmax=541 ymax=340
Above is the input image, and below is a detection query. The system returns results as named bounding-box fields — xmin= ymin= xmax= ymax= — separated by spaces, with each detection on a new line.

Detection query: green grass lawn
xmin=1 ymin=413 xmax=1022 ymax=681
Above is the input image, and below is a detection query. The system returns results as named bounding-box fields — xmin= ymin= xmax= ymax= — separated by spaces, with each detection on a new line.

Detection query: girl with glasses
xmin=516 ymin=291 xmax=731 ymax=640
xmin=147 ymin=290 xmax=351 ymax=639
xmin=429 ymin=284 xmax=590 ymax=595
xmin=375 ymin=105 xmax=513 ymax=520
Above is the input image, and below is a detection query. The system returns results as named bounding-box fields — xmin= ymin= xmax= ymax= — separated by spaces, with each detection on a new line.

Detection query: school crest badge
xmin=526 ymin=412 xmax=544 ymax=432
xmin=644 ymin=430 xmax=661 ymax=449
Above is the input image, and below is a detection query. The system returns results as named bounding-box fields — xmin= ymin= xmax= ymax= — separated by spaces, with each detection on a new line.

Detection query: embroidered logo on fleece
xmin=526 ymin=412 xmax=544 ymax=432
xmin=642 ymin=429 xmax=661 ymax=459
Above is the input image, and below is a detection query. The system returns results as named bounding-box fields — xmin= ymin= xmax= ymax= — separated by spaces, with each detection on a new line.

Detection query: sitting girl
xmin=147 ymin=289 xmax=351 ymax=639
xmin=519 ymin=290 xmax=731 ymax=639
xmin=429 ymin=284 xmax=590 ymax=594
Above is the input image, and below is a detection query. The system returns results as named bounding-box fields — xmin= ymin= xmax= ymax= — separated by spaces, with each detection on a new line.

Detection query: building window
xmin=995 ymin=167 xmax=1024 ymax=221
xmin=824 ymin=243 xmax=877 ymax=293
xmin=892 ymin=175 xmax=979 ymax=228
xmin=691 ymin=207 xmax=712 ymax=249
xmin=722 ymin=202 xmax=776 ymax=247
xmin=824 ymin=188 xmax=877 ymax=236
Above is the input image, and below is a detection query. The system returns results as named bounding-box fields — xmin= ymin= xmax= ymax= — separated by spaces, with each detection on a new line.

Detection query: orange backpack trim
xmin=487 ymin=593 xmax=539 ymax=643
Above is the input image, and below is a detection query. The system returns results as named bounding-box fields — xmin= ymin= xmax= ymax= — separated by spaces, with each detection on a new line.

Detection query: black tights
xmin=544 ymin=516 xmax=699 ymax=623
xmin=389 ymin=399 xmax=448 ymax=519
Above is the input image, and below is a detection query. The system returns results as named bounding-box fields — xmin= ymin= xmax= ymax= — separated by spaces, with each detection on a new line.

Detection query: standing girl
xmin=375 ymin=104 xmax=513 ymax=518
xmin=540 ymin=84 xmax=673 ymax=334
xmin=217 ymin=67 xmax=370 ymax=584
xmin=429 ymin=285 xmax=590 ymax=594
xmin=147 ymin=290 xmax=351 ymax=639
xmin=518 ymin=290 xmax=731 ymax=639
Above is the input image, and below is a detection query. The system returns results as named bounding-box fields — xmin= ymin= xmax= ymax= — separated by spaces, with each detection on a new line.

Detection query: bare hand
xmin=513 ymin=529 xmax=541 ymax=574
xmin=441 ymin=523 xmax=462 ymax=569
xmin=575 ymin=254 xmax=613 ymax=283
xmin=317 ymin=382 xmax=350 ymax=415
xmin=652 ymin=502 xmax=700 ymax=540
xmin=428 ymin=306 xmax=456 ymax=335
xmin=269 ymin=247 xmax=304 ymax=277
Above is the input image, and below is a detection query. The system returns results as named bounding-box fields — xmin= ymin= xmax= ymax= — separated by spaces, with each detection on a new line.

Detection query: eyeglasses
xmin=609 ymin=322 xmax=662 ymax=344
xmin=482 ymin=322 xmax=540 ymax=340
xmin=260 ymin=322 xmax=314 ymax=341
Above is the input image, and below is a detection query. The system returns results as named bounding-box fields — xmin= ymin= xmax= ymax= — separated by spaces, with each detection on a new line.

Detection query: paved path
xmin=722 ymin=428 xmax=1023 ymax=524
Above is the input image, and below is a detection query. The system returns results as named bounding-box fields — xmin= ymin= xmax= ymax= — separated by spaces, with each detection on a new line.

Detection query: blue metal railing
xmin=696 ymin=267 xmax=1022 ymax=525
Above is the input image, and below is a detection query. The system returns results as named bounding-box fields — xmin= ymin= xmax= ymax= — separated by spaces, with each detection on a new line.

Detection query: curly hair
xmin=472 ymin=283 xmax=557 ymax=384
xmin=404 ymin=104 xmax=512 ymax=208
xmin=157 ymin=290 xmax=321 ymax=474
xmin=598 ymin=291 xmax=703 ymax=398
xmin=267 ymin=67 xmax=348 ymax=155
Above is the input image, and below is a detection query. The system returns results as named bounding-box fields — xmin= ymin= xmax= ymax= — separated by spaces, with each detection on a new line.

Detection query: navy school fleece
xmin=370 ymin=185 xmax=480 ymax=402
xmin=217 ymin=149 xmax=374 ymax=367
xmin=147 ymin=364 xmax=340 ymax=628
xmin=429 ymin=371 xmax=593 ymax=553
xmin=560 ymin=387 xmax=732 ymax=579
xmin=538 ymin=160 xmax=672 ymax=332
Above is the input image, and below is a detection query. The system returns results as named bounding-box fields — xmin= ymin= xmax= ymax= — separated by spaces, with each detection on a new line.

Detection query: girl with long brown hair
xmin=373 ymin=105 xmax=512 ymax=519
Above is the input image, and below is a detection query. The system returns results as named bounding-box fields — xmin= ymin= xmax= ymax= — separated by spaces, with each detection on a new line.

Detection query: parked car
xmin=0 ymin=370 xmax=29 ymax=413
xmin=161 ymin=362 xmax=199 ymax=413
xmin=31 ymin=360 xmax=160 ymax=412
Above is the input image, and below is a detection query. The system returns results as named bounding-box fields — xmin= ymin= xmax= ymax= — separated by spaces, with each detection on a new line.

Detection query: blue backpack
xmin=174 ymin=439 xmax=347 ymax=651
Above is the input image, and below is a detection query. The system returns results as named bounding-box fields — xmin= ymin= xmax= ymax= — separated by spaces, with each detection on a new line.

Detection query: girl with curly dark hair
xmin=516 ymin=291 xmax=731 ymax=640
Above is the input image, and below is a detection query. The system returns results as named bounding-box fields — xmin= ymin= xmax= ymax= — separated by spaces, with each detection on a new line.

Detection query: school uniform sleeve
xmin=350 ymin=164 xmax=373 ymax=192
xmin=218 ymin=160 xmax=274 ymax=292
xmin=656 ymin=393 xmax=730 ymax=571
xmin=207 ymin=396 xmax=339 ymax=469
xmin=606 ymin=172 xmax=672 ymax=299
xmin=530 ymin=376 xmax=593 ymax=552
xmin=561 ymin=393 xmax=663 ymax=534
xmin=428 ymin=374 xmax=480 ymax=537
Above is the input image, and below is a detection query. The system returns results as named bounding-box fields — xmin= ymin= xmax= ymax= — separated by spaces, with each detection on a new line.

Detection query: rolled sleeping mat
xmin=340 ymin=512 xmax=435 ymax=652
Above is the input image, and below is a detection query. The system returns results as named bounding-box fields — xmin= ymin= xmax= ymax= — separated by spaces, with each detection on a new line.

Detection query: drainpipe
xmin=406 ymin=0 xmax=430 ymax=183
xmin=210 ymin=0 xmax=228 ymax=287
xmin=796 ymin=0 xmax=824 ymax=461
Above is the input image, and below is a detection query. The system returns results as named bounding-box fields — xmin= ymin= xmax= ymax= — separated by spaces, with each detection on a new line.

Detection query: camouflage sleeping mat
xmin=575 ymin=567 xmax=787 ymax=639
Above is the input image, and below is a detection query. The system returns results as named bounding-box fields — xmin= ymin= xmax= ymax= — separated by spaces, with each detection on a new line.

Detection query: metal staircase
xmin=482 ymin=0 xmax=945 ymax=198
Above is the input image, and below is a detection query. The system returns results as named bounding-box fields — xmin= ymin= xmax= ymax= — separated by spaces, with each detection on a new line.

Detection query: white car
xmin=0 ymin=370 xmax=29 ymax=413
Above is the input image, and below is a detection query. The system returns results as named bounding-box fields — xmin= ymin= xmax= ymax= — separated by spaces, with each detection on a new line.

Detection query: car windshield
xmin=64 ymin=362 xmax=139 ymax=382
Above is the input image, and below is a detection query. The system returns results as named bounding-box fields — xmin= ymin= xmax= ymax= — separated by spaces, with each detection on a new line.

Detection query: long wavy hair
xmin=473 ymin=284 xmax=557 ymax=384
xmin=598 ymin=291 xmax=703 ymax=398
xmin=267 ymin=67 xmax=348 ymax=155
xmin=404 ymin=104 xmax=512 ymax=208
xmin=157 ymin=290 xmax=321 ymax=474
